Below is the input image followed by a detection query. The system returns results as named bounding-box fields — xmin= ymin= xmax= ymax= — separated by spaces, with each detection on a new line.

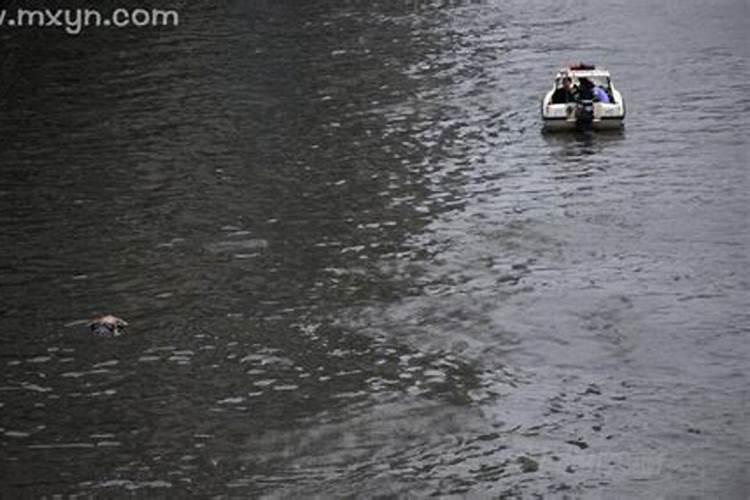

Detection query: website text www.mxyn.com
xmin=0 ymin=7 xmax=179 ymax=35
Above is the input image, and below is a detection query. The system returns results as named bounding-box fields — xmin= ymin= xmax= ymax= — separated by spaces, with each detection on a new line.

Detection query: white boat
xmin=541 ymin=64 xmax=625 ymax=131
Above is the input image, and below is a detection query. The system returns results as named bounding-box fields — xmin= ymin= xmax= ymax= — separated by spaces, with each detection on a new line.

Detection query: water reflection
xmin=542 ymin=128 xmax=626 ymax=158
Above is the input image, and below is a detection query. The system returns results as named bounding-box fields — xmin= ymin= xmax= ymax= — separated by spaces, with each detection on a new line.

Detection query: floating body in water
xmin=88 ymin=315 xmax=128 ymax=336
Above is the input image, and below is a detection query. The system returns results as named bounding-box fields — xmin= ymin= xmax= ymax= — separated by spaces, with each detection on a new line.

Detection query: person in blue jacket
xmin=592 ymin=85 xmax=610 ymax=103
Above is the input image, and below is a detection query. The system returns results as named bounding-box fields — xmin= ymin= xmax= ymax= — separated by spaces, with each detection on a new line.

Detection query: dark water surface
xmin=1 ymin=0 xmax=748 ymax=498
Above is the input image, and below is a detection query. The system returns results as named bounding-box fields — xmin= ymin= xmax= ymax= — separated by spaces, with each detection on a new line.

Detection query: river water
xmin=1 ymin=0 xmax=748 ymax=498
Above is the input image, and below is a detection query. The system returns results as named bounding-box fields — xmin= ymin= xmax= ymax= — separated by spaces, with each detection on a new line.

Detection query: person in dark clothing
xmin=577 ymin=78 xmax=595 ymax=100
xmin=551 ymin=76 xmax=578 ymax=104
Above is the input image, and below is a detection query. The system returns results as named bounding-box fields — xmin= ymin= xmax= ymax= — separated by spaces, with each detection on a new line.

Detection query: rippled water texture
xmin=1 ymin=0 xmax=748 ymax=498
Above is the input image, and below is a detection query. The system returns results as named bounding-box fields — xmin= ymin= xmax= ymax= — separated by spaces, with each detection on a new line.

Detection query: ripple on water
xmin=205 ymin=238 xmax=269 ymax=254
xmin=88 ymin=479 xmax=173 ymax=491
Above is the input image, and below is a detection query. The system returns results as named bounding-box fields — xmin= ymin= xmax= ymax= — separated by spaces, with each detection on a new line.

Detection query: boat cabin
xmin=554 ymin=65 xmax=616 ymax=104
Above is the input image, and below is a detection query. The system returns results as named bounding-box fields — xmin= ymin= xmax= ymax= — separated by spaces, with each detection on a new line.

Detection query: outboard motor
xmin=575 ymin=99 xmax=594 ymax=129
xmin=575 ymin=77 xmax=596 ymax=129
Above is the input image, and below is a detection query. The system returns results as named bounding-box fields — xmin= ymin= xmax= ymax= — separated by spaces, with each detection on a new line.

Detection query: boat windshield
xmin=557 ymin=76 xmax=610 ymax=90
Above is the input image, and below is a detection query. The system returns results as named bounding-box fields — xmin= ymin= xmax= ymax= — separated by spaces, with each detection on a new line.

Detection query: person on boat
xmin=577 ymin=78 xmax=595 ymax=100
xmin=578 ymin=77 xmax=610 ymax=103
xmin=592 ymin=84 xmax=610 ymax=103
xmin=551 ymin=75 xmax=578 ymax=104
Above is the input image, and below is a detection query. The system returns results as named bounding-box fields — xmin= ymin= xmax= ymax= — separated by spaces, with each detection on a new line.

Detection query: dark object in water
xmin=88 ymin=315 xmax=128 ymax=336
xmin=517 ymin=456 xmax=540 ymax=473
xmin=565 ymin=439 xmax=589 ymax=450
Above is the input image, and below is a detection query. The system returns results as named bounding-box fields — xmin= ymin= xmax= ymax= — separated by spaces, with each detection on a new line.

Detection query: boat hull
xmin=542 ymin=117 xmax=624 ymax=132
